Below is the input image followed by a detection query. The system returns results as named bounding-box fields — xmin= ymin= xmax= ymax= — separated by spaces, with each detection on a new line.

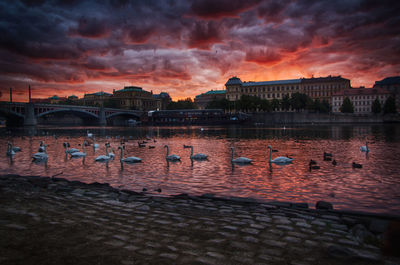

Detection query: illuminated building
xmin=194 ymin=90 xmax=226 ymax=109
xmin=112 ymin=86 xmax=161 ymax=111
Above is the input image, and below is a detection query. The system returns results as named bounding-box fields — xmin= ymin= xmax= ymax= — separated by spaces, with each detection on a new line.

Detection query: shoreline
xmin=1 ymin=174 xmax=400 ymax=264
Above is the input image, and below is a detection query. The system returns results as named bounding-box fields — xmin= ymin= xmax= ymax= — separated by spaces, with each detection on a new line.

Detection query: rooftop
xmin=332 ymin=87 xmax=390 ymax=96
xmin=374 ymin=76 xmax=400 ymax=86
xmin=301 ymin=75 xmax=350 ymax=83
xmin=86 ymin=92 xmax=112 ymax=96
xmin=242 ymin=79 xmax=301 ymax=86
xmin=116 ymin=86 xmax=143 ymax=93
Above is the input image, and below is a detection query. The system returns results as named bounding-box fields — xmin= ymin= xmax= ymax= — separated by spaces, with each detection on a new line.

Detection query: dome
xmin=225 ymin=77 xmax=242 ymax=86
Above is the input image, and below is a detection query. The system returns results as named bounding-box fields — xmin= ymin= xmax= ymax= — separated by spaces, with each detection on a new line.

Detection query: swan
xmin=32 ymin=145 xmax=48 ymax=161
xmin=185 ymin=145 xmax=208 ymax=160
xmin=360 ymin=142 xmax=369 ymax=152
xmin=95 ymin=144 xmax=111 ymax=162
xmin=164 ymin=145 xmax=180 ymax=161
xmin=108 ymin=147 xmax=115 ymax=158
xmin=92 ymin=136 xmax=100 ymax=150
xmin=6 ymin=142 xmax=15 ymax=156
xmin=118 ymin=146 xmax=141 ymax=163
xmin=267 ymin=145 xmax=293 ymax=164
xmin=70 ymin=141 xmax=87 ymax=158
xmin=231 ymin=147 xmax=252 ymax=164
xmin=63 ymin=142 xmax=80 ymax=154
xmin=87 ymin=130 xmax=93 ymax=138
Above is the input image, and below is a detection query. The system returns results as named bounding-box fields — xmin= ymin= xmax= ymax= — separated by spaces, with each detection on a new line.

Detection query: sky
xmin=0 ymin=0 xmax=399 ymax=102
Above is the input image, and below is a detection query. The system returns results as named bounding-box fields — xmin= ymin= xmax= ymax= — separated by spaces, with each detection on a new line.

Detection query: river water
xmin=1 ymin=124 xmax=399 ymax=215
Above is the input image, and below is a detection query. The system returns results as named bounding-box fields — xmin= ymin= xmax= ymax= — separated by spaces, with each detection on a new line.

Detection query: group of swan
xmin=230 ymin=145 xmax=293 ymax=164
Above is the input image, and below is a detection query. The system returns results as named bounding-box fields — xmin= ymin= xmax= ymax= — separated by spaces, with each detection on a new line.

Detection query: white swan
xmin=70 ymin=141 xmax=87 ymax=158
xmin=118 ymin=146 xmax=141 ymax=163
xmin=64 ymin=142 xmax=80 ymax=154
xmin=87 ymin=130 xmax=93 ymax=138
xmin=6 ymin=142 xmax=15 ymax=156
xmin=92 ymin=136 xmax=100 ymax=150
xmin=164 ymin=145 xmax=180 ymax=161
xmin=108 ymin=147 xmax=115 ymax=158
xmin=267 ymin=145 xmax=293 ymax=164
xmin=186 ymin=145 xmax=208 ymax=160
xmin=11 ymin=145 xmax=21 ymax=152
xmin=32 ymin=145 xmax=48 ymax=161
xmin=360 ymin=142 xmax=369 ymax=152
xmin=95 ymin=144 xmax=111 ymax=162
xmin=231 ymin=147 xmax=252 ymax=164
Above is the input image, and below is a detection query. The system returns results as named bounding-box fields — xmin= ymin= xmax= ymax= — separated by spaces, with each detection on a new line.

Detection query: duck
xmin=267 ymin=145 xmax=293 ymax=164
xmin=118 ymin=146 xmax=141 ymax=163
xmin=323 ymin=152 xmax=332 ymax=157
xmin=38 ymin=141 xmax=47 ymax=152
xmin=309 ymin=160 xmax=320 ymax=170
xmin=138 ymin=142 xmax=146 ymax=148
xmin=309 ymin=159 xmax=317 ymax=165
xmin=164 ymin=145 xmax=180 ymax=161
xmin=360 ymin=142 xmax=369 ymax=152
xmin=352 ymin=162 xmax=362 ymax=168
xmin=70 ymin=141 xmax=87 ymax=158
xmin=332 ymin=160 xmax=337 ymax=166
xmin=231 ymin=147 xmax=252 ymax=164
xmin=185 ymin=145 xmax=208 ymax=160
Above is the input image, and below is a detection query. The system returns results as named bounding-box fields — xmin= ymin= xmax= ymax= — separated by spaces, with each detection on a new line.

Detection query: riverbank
xmin=1 ymin=174 xmax=399 ymax=265
xmin=249 ymin=112 xmax=400 ymax=125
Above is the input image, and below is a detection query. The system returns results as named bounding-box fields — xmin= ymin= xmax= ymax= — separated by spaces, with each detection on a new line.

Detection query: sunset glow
xmin=0 ymin=0 xmax=399 ymax=102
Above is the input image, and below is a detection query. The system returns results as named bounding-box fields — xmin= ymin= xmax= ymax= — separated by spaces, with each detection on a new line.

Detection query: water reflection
xmin=1 ymin=125 xmax=400 ymax=215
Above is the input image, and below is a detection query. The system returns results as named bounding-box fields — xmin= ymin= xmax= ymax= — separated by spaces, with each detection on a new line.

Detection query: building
xmin=225 ymin=76 xmax=350 ymax=107
xmin=301 ymin=76 xmax=350 ymax=103
xmin=152 ymin=92 xmax=172 ymax=110
xmin=331 ymin=87 xmax=391 ymax=113
xmin=112 ymin=86 xmax=161 ymax=111
xmin=83 ymin=91 xmax=112 ymax=106
xmin=194 ymin=90 xmax=226 ymax=109
xmin=374 ymin=76 xmax=400 ymax=112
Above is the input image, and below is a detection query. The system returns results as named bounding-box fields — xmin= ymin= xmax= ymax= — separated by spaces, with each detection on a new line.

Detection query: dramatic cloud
xmin=0 ymin=0 xmax=399 ymax=102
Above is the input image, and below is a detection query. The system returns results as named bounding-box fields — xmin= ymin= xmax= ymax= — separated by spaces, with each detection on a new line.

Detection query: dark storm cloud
xmin=189 ymin=0 xmax=262 ymax=19
xmin=0 ymin=0 xmax=399 ymax=101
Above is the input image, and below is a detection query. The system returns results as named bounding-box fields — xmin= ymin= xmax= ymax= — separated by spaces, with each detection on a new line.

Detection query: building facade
xmin=194 ymin=90 xmax=226 ymax=109
xmin=225 ymin=75 xmax=350 ymax=106
xmin=152 ymin=92 xmax=172 ymax=110
xmin=331 ymin=87 xmax=391 ymax=113
xmin=83 ymin=91 xmax=112 ymax=106
xmin=112 ymin=86 xmax=161 ymax=111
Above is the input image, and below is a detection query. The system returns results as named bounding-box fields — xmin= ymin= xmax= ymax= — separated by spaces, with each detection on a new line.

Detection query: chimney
xmin=10 ymin=87 xmax=12 ymax=103
xmin=28 ymin=85 xmax=31 ymax=103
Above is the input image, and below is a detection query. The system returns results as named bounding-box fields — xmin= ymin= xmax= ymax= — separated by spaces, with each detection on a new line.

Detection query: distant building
xmin=374 ymin=76 xmax=400 ymax=112
xmin=225 ymin=76 xmax=350 ymax=108
xmin=48 ymin=95 xmax=67 ymax=104
xmin=331 ymin=87 xmax=390 ymax=113
xmin=152 ymin=92 xmax=172 ymax=110
xmin=194 ymin=90 xmax=226 ymax=109
xmin=68 ymin=95 xmax=78 ymax=100
xmin=83 ymin=91 xmax=112 ymax=106
xmin=112 ymin=86 xmax=161 ymax=111
xmin=301 ymin=76 xmax=350 ymax=104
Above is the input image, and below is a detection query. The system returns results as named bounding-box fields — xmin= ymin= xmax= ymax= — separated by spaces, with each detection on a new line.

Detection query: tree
xmin=290 ymin=93 xmax=309 ymax=111
xmin=371 ymin=98 xmax=381 ymax=114
xmin=383 ymin=96 xmax=397 ymax=114
xmin=167 ymin=98 xmax=198 ymax=110
xmin=281 ymin=94 xmax=291 ymax=111
xmin=340 ymin=97 xmax=354 ymax=113
xmin=271 ymin=99 xmax=280 ymax=111
xmin=206 ymin=98 xmax=231 ymax=109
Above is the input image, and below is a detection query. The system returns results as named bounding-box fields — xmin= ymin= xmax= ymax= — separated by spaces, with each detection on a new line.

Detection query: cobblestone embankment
xmin=0 ymin=174 xmax=399 ymax=265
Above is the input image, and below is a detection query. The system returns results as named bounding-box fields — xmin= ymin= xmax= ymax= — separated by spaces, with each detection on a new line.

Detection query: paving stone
xmin=231 ymin=241 xmax=253 ymax=250
xmin=277 ymin=225 xmax=294 ymax=231
xmin=139 ymin=249 xmax=157 ymax=256
xmin=124 ymin=245 xmax=140 ymax=251
xmin=304 ymin=240 xmax=318 ymax=247
xmin=5 ymin=224 xmax=27 ymax=230
xmin=338 ymin=238 xmax=359 ymax=246
xmin=159 ymin=253 xmax=178 ymax=260
xmin=262 ymin=239 xmax=287 ymax=248
xmin=242 ymin=228 xmax=260 ymax=235
xmin=105 ymin=240 xmax=125 ymax=247
xmin=243 ymin=236 xmax=259 ymax=243
xmin=296 ymin=222 xmax=311 ymax=228
xmin=330 ymin=223 xmax=348 ymax=231
xmin=256 ymin=216 xmax=272 ymax=222
xmin=206 ymin=251 xmax=225 ymax=259
xmin=288 ymin=231 xmax=308 ymax=239
xmin=223 ymin=225 xmax=238 ymax=231
xmin=283 ymin=236 xmax=301 ymax=244
xmin=113 ymin=234 xmax=130 ymax=241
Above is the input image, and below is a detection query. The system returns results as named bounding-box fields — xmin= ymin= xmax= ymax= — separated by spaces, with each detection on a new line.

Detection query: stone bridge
xmin=0 ymin=102 xmax=145 ymax=126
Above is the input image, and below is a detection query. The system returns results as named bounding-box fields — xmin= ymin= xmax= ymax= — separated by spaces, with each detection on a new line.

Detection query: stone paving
xmin=0 ymin=174 xmax=399 ymax=265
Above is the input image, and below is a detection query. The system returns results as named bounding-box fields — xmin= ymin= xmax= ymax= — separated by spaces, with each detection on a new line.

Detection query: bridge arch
xmin=106 ymin=112 xmax=141 ymax=126
xmin=36 ymin=108 xmax=100 ymax=125
xmin=0 ymin=109 xmax=25 ymax=126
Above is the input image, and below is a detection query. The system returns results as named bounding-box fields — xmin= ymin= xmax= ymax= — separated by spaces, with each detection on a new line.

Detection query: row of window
xmin=333 ymin=95 xmax=386 ymax=100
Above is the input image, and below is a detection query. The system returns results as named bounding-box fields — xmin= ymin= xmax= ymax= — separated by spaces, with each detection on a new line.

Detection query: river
xmin=1 ymin=124 xmax=399 ymax=215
